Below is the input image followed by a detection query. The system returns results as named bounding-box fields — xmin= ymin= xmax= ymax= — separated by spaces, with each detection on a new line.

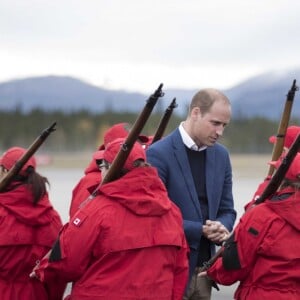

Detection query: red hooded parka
xmin=0 ymin=183 xmax=63 ymax=300
xmin=208 ymin=187 xmax=300 ymax=299
xmin=35 ymin=167 xmax=189 ymax=300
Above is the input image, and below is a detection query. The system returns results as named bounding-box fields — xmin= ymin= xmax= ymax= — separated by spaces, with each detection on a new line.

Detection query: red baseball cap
xmin=0 ymin=147 xmax=36 ymax=176
xmin=92 ymin=150 xmax=104 ymax=161
xmin=269 ymin=126 xmax=300 ymax=148
xmin=269 ymin=153 xmax=300 ymax=181
xmin=99 ymin=123 xmax=149 ymax=150
xmin=103 ymin=138 xmax=146 ymax=171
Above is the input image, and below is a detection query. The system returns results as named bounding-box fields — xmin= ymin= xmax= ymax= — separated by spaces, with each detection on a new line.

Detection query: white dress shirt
xmin=179 ymin=122 xmax=207 ymax=152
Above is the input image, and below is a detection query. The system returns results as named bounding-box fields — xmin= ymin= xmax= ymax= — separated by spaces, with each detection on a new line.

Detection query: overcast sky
xmin=1 ymin=0 xmax=300 ymax=93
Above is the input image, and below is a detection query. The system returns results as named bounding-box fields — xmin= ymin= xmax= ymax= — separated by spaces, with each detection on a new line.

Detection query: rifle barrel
xmin=101 ymin=84 xmax=164 ymax=185
xmin=151 ymin=97 xmax=177 ymax=144
xmin=256 ymin=132 xmax=300 ymax=204
xmin=0 ymin=122 xmax=57 ymax=192
xmin=268 ymin=79 xmax=298 ymax=176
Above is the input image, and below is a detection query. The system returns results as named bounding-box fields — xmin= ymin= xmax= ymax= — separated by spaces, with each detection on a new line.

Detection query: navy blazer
xmin=146 ymin=128 xmax=236 ymax=278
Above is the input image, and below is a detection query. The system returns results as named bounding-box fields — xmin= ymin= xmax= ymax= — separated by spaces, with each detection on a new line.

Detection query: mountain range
xmin=1 ymin=69 xmax=300 ymax=120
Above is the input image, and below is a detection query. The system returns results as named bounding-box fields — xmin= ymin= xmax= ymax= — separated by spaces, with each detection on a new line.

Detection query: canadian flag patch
xmin=73 ymin=218 xmax=81 ymax=226
xmin=72 ymin=211 xmax=87 ymax=227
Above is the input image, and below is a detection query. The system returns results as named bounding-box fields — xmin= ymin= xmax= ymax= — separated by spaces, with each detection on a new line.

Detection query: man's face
xmin=191 ymin=101 xmax=231 ymax=147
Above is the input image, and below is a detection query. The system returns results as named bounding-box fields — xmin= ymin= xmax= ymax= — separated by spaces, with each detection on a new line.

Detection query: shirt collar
xmin=179 ymin=122 xmax=207 ymax=152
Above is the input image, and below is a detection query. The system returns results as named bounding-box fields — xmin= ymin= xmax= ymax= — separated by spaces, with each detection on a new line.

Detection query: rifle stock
xmin=198 ymin=132 xmax=300 ymax=273
xmin=0 ymin=122 xmax=57 ymax=192
xmin=268 ymin=79 xmax=298 ymax=176
xmin=101 ymin=84 xmax=164 ymax=185
xmin=151 ymin=97 xmax=177 ymax=144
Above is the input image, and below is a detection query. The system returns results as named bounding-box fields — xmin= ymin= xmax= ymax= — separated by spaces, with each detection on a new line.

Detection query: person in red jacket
xmin=68 ymin=149 xmax=104 ymax=218
xmin=0 ymin=147 xmax=64 ymax=300
xmin=31 ymin=138 xmax=189 ymax=300
xmin=199 ymin=152 xmax=300 ymax=299
xmin=68 ymin=122 xmax=150 ymax=219
xmin=244 ymin=125 xmax=300 ymax=211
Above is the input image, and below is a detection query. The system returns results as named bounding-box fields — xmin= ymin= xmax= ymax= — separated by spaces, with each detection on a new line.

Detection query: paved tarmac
xmin=212 ymin=283 xmax=237 ymax=299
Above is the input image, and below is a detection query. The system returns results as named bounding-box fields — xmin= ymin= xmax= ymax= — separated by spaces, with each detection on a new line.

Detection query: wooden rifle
xmin=95 ymin=84 xmax=164 ymax=188
xmin=198 ymin=132 xmax=300 ymax=273
xmin=0 ymin=122 xmax=57 ymax=192
xmin=267 ymin=79 xmax=298 ymax=176
xmin=151 ymin=97 xmax=177 ymax=144
xmin=255 ymin=132 xmax=300 ymax=204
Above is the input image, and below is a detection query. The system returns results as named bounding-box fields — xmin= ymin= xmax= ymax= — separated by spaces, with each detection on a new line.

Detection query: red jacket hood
xmin=99 ymin=166 xmax=172 ymax=217
xmin=266 ymin=187 xmax=300 ymax=231
xmin=0 ymin=183 xmax=56 ymax=226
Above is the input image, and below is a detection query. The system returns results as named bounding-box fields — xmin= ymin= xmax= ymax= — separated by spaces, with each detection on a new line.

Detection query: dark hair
xmin=27 ymin=167 xmax=50 ymax=205
xmin=280 ymin=178 xmax=300 ymax=190
xmin=13 ymin=166 xmax=49 ymax=205
xmin=119 ymin=159 xmax=150 ymax=176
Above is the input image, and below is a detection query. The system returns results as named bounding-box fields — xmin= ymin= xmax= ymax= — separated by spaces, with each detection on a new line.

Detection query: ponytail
xmin=26 ymin=166 xmax=50 ymax=205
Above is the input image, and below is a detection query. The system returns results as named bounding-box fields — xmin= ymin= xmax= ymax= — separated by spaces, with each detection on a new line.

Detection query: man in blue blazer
xmin=147 ymin=88 xmax=236 ymax=300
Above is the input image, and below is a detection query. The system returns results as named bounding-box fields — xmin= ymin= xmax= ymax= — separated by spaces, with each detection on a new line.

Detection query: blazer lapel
xmin=172 ymin=130 xmax=202 ymax=217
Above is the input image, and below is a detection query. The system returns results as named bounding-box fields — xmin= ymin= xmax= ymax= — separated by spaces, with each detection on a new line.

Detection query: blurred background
xmin=1 ymin=2 xmax=300 ymax=298
xmin=1 ymin=0 xmax=300 ymax=155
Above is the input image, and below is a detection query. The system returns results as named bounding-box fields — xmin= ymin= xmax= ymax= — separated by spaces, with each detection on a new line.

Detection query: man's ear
xmin=190 ymin=106 xmax=201 ymax=119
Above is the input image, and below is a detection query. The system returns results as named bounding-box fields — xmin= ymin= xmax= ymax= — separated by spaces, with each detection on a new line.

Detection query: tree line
xmin=1 ymin=108 xmax=299 ymax=154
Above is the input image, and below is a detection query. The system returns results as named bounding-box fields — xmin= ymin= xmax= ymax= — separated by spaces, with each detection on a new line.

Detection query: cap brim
xmin=93 ymin=150 xmax=104 ymax=160
xmin=137 ymin=135 xmax=149 ymax=143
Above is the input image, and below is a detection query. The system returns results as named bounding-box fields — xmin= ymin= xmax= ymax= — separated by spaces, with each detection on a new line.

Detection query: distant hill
xmin=0 ymin=76 xmax=147 ymax=113
xmin=226 ymin=69 xmax=300 ymax=120
xmin=1 ymin=70 xmax=300 ymax=120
